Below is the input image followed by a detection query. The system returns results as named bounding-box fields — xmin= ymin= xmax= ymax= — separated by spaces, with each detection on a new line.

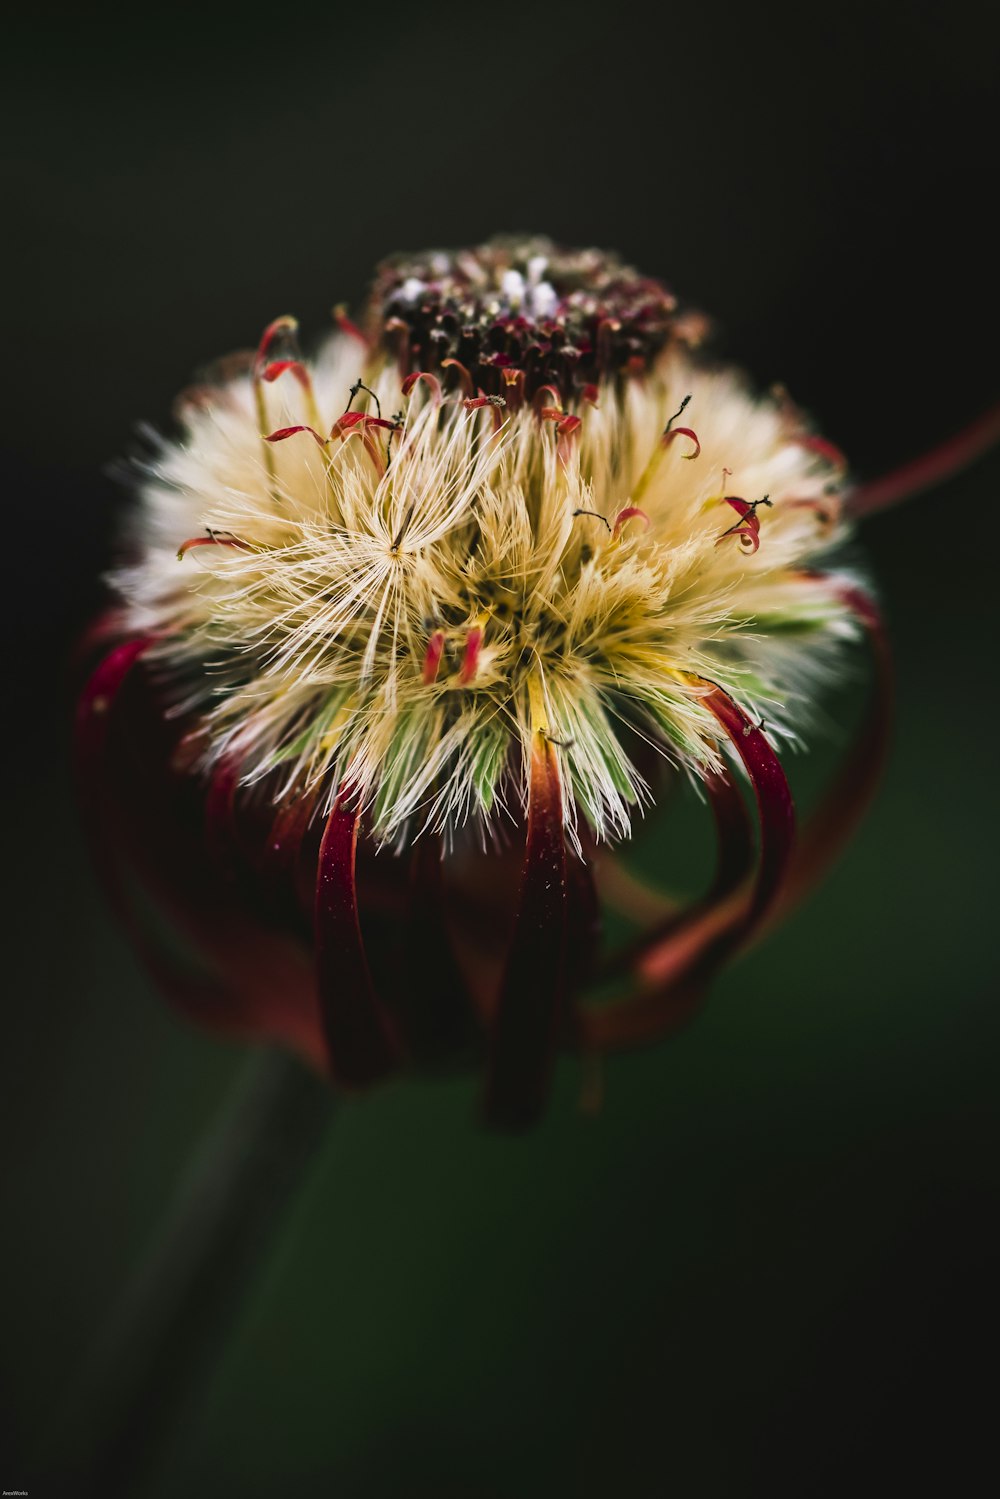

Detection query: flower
xmin=77 ymin=236 xmax=978 ymax=1128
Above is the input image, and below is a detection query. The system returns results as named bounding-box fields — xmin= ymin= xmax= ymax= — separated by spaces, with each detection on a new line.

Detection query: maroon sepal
xmin=204 ymin=755 xmax=243 ymax=872
xmin=484 ymin=736 xmax=568 ymax=1129
xmin=77 ymin=637 xmax=326 ymax=1069
xmin=315 ymin=790 xmax=400 ymax=1087
xmin=372 ymin=837 xmax=479 ymax=1067
xmin=76 ymin=636 xmax=154 ymax=783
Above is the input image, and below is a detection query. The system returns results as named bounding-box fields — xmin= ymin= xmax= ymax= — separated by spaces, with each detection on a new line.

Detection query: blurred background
xmin=2 ymin=1 xmax=998 ymax=1493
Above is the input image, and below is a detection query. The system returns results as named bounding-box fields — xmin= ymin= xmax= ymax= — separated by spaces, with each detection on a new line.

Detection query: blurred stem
xmin=49 ymin=1049 xmax=335 ymax=1498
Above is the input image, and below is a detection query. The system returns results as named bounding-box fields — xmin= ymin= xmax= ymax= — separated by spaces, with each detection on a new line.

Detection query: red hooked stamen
xmin=462 ymin=394 xmax=505 ymax=411
xmin=661 ymin=425 xmax=701 ymax=459
xmin=716 ymin=495 xmax=772 ymax=553
xmin=459 ymin=626 xmax=483 ymax=684
xmin=612 ymin=506 xmax=651 ymax=541
xmin=539 ymin=410 xmax=582 ymax=465
xmin=441 ymin=357 xmax=474 ymax=397
xmin=331 ymin=411 xmax=402 ymax=478
xmin=253 ymin=318 xmax=304 ymax=480
xmin=401 ymin=370 xmax=442 ymax=405
xmin=462 ymin=394 xmax=507 ymax=432
xmin=265 ymin=423 xmax=327 ymax=446
xmin=581 ymin=383 xmax=600 ymax=407
xmin=422 ymin=629 xmax=446 ymax=685
xmin=334 ymin=411 xmax=401 ymax=434
xmin=332 ymin=303 xmax=370 ymax=350
xmin=260 ymin=359 xmax=312 ymax=391
xmin=532 ymin=384 xmax=564 ymax=416
xmin=253 ymin=315 xmax=299 ymax=376
xmin=177 ymin=531 xmax=255 ymax=560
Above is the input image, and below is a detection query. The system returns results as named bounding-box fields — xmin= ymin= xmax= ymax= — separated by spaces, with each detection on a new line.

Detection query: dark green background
xmin=3 ymin=3 xmax=998 ymax=1493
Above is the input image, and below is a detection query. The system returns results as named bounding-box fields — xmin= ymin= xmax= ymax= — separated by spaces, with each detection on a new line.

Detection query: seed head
xmin=81 ymin=236 xmax=978 ymax=1127
xmin=115 ymin=238 xmax=855 ymax=850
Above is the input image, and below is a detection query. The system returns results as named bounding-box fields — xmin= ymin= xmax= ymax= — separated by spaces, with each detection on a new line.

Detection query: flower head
xmin=77 ymin=236 xmax=924 ymax=1127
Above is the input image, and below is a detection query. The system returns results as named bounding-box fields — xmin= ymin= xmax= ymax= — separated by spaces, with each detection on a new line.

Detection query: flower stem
xmin=48 ymin=1050 xmax=335 ymax=1498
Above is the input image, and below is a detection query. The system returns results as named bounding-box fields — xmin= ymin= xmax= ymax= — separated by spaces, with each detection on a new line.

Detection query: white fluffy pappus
xmin=113 ymin=325 xmax=863 ymax=848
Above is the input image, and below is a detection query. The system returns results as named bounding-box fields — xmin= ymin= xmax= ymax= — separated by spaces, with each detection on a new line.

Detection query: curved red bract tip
xmin=334 ymin=411 xmax=401 ymax=435
xmin=401 ymin=370 xmax=442 ymax=404
xmin=532 ymin=384 xmax=564 ymax=416
xmin=253 ymin=316 xmax=299 ymax=377
xmin=462 ymin=395 xmax=506 ymax=432
xmin=717 ymin=496 xmax=766 ymax=552
xmin=330 ymin=412 xmax=399 ymax=477
xmin=264 ymin=424 xmax=327 ymax=446
xmin=260 ymin=359 xmax=312 ymax=391
xmin=612 ymin=506 xmax=650 ymax=541
xmin=177 ymin=533 xmax=255 ymax=560
xmin=662 ymin=425 xmax=701 ymax=459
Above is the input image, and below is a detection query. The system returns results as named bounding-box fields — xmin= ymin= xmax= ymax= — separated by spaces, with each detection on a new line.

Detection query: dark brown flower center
xmin=367 ymin=236 xmax=704 ymax=404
